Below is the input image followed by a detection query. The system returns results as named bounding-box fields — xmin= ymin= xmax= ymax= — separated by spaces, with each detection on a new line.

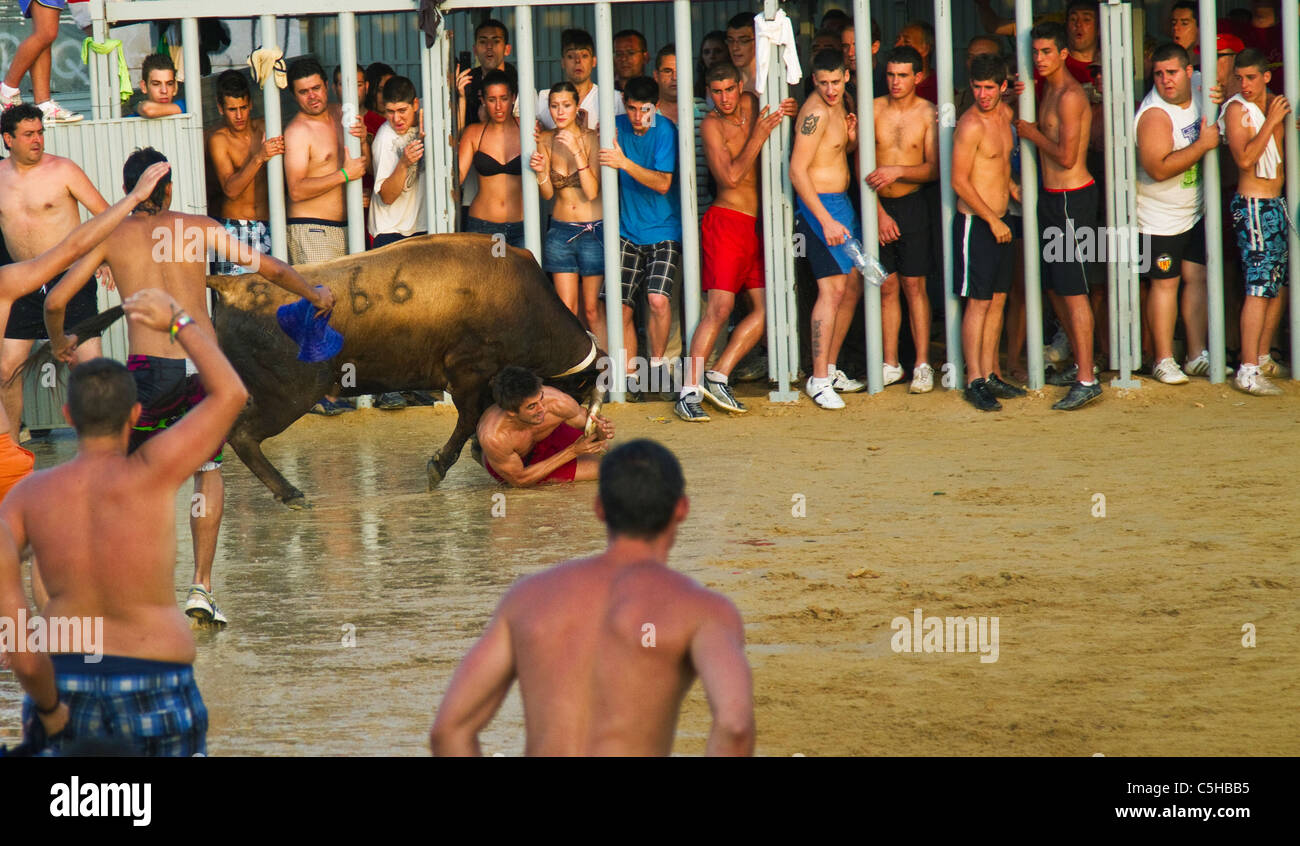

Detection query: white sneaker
xmin=38 ymin=100 xmax=82 ymax=123
xmin=882 ymin=362 xmax=904 ymax=386
xmin=1183 ymin=349 xmax=1210 ymax=377
xmin=0 ymin=90 xmax=21 ymax=111
xmin=831 ymin=368 xmax=866 ymax=393
xmin=1235 ymin=367 xmax=1283 ymax=396
xmin=1044 ymin=329 xmax=1071 ymax=364
xmin=805 ymin=376 xmax=844 ymax=409
xmin=909 ymin=363 xmax=934 ymax=393
xmin=1152 ymin=357 xmax=1189 ymax=385
xmin=1259 ymin=354 xmax=1291 ymax=379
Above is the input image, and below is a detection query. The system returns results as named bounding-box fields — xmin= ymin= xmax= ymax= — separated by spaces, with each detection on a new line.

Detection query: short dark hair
xmin=364 ymin=62 xmax=396 ymax=111
xmin=561 ymin=29 xmax=595 ymax=55
xmin=474 ymin=18 xmax=509 ymax=43
xmin=885 ymin=45 xmax=924 ymax=75
xmin=872 ymin=18 xmax=881 ymax=44
xmin=382 ymin=75 xmax=417 ymax=106
xmin=482 ymin=68 xmax=517 ymax=98
xmin=622 ymin=75 xmax=658 ymax=105
xmin=122 ymin=147 xmax=170 ymax=211
xmin=1234 ymin=47 xmax=1269 ymax=74
xmin=287 ymin=56 xmax=326 ymax=89
xmin=1 ymin=103 xmax=43 ymax=141
xmin=141 ymin=52 xmax=176 ymax=80
xmin=969 ymin=53 xmax=1008 ymax=87
xmin=812 ymin=47 xmax=847 ymax=75
xmin=820 ymin=9 xmax=850 ymax=37
xmin=598 ymin=439 xmax=685 ymax=539
xmin=1031 ymin=22 xmax=1069 ymax=52
xmin=705 ymin=62 xmax=742 ymax=86
xmin=726 ymin=13 xmax=752 ymax=32
xmin=614 ymin=29 xmax=647 ymax=53
xmin=1151 ymin=42 xmax=1191 ymax=68
xmin=491 ymin=366 xmax=543 ymax=412
xmin=67 ymin=358 xmax=138 ymax=438
xmin=968 ymin=35 xmax=1002 ymax=54
xmin=216 ymin=70 xmax=251 ymax=105
xmin=1066 ymin=0 xmax=1099 ymax=18
xmin=548 ymin=80 xmax=579 ymax=106
xmin=1170 ymin=0 xmax=1198 ymax=23
xmin=655 ymin=44 xmax=675 ymax=72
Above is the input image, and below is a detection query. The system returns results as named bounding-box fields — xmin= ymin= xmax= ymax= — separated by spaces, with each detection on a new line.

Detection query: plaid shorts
xmin=287 ymin=218 xmax=347 ymax=266
xmin=210 ymin=218 xmax=270 ymax=276
xmin=611 ymin=239 xmax=681 ymax=307
xmin=21 ymin=655 xmax=207 ymax=757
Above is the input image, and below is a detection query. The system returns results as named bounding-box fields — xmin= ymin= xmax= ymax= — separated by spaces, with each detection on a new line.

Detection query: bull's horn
xmin=551 ymin=338 xmax=598 ymax=379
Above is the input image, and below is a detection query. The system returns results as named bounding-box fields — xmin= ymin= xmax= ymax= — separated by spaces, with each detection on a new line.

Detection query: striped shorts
xmin=613 ymin=239 xmax=681 ymax=307
xmin=210 ymin=218 xmax=270 ymax=276
xmin=21 ymin=655 xmax=207 ymax=757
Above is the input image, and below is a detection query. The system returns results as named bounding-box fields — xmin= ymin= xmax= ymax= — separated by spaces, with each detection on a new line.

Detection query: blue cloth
xmin=542 ymin=219 xmax=605 ymax=277
xmin=19 ymin=0 xmax=66 ymax=18
xmin=794 ymin=192 xmax=862 ymax=275
xmin=135 ymin=97 xmax=186 ymax=118
xmin=614 ymin=113 xmax=681 ymax=245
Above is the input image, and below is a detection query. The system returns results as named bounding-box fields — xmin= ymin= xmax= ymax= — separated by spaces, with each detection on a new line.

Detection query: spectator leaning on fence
xmin=457 ymin=70 xmax=524 ymax=250
xmin=369 ymin=76 xmax=427 ymax=249
xmin=136 ymin=53 xmax=186 ymax=119
xmin=207 ymin=70 xmax=280 ymax=276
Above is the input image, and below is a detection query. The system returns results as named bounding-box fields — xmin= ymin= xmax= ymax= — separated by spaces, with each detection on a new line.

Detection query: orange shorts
xmin=0 ymin=433 xmax=35 ymax=504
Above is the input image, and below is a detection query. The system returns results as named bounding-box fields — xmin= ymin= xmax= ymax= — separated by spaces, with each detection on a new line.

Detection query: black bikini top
xmin=472 ymin=123 xmax=522 ymax=177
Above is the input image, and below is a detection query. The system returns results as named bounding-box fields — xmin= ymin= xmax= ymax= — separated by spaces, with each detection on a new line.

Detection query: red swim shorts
xmin=0 ymin=433 xmax=35 ymax=504
xmin=485 ymin=423 xmax=583 ymax=484
xmin=702 ymin=206 xmax=764 ymax=294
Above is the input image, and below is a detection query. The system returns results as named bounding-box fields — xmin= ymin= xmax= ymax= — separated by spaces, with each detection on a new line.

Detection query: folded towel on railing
xmin=249 ymin=47 xmax=287 ymax=90
xmin=81 ymin=38 xmax=134 ymax=103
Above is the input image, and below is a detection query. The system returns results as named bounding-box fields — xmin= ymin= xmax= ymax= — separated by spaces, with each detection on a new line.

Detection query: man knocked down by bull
xmin=477 ymin=366 xmax=614 ymax=487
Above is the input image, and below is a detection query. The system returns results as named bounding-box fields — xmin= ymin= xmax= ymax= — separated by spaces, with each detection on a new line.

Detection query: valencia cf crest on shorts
xmin=1156 ymin=252 xmax=1173 ymax=274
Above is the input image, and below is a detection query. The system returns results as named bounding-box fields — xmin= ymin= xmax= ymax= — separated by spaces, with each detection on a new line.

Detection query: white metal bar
xmin=516 ymin=7 xmax=542 ymax=262
xmin=259 ymin=15 xmax=288 ymax=262
xmin=595 ymin=2 xmax=625 ymax=402
xmin=935 ymin=0 xmax=961 ymax=388
xmin=758 ymin=0 xmax=792 ymax=399
xmin=338 ymin=12 xmax=364 ymax=254
xmin=853 ymin=0 xmax=883 ymax=394
xmin=1198 ymin=0 xmax=1226 ymax=383
xmin=1016 ymin=0 xmax=1044 ymax=390
xmin=1284 ymin=4 xmax=1300 ymax=379
xmin=673 ymin=0 xmax=701 ymax=351
xmin=181 ymin=17 xmax=204 ymax=215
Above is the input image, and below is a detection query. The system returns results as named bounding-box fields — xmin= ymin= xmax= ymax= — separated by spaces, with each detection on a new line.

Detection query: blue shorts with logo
xmin=794 ymin=192 xmax=861 ymax=279
xmin=1230 ymin=194 xmax=1291 ymax=298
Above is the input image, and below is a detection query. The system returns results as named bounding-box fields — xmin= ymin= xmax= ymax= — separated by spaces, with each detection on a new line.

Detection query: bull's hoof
xmin=427 ymin=457 xmax=446 ymax=490
xmin=282 ymin=493 xmax=312 ymax=510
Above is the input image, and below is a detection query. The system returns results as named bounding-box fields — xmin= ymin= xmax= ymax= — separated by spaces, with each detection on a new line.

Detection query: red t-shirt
xmin=1034 ymin=52 xmax=1099 ymax=102
xmin=1222 ymin=18 xmax=1284 ymax=92
xmin=916 ymin=73 xmax=938 ymax=104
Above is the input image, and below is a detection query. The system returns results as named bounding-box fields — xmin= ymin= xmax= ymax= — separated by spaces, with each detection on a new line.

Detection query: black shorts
xmin=953 ymin=214 xmax=1013 ymax=300
xmin=878 ymin=191 xmax=931 ymax=278
xmin=1038 ymin=181 xmax=1098 ymax=297
xmin=1140 ymin=218 xmax=1207 ymax=280
xmin=3 ymin=273 xmax=99 ymax=340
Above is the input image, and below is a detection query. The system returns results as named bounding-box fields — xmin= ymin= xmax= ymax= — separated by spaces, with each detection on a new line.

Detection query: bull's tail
xmin=4 ymin=306 xmax=126 ymax=389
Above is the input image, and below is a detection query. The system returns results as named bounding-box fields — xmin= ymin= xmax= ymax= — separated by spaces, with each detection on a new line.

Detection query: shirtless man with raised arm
xmin=1 ymin=286 xmax=248 ymax=756
xmin=674 ymin=62 xmax=795 ymax=423
xmin=791 ymin=47 xmax=864 ymax=410
xmin=431 ymin=438 xmax=754 ymax=756
xmin=0 ymin=103 xmax=110 ymax=441
xmin=44 ymin=148 xmax=333 ymax=627
xmin=476 ymin=366 xmax=613 ymax=488
xmin=282 ymin=56 xmax=368 ymax=266
xmin=1015 ymin=21 xmax=1101 ymax=411
xmin=207 ymin=70 xmax=282 ymax=276
xmin=951 ymin=53 xmax=1027 ymax=413
xmin=868 ymin=45 xmax=939 ymax=393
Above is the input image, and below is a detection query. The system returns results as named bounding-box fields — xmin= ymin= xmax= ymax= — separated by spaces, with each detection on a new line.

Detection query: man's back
xmin=506 ymin=556 xmax=736 ymax=756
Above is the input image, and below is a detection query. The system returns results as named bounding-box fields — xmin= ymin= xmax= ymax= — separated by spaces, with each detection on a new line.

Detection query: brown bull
xmin=207 ymin=234 xmax=599 ymax=508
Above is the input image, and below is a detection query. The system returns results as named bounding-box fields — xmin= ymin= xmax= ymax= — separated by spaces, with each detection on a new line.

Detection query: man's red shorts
xmin=485 ymin=423 xmax=583 ymax=484
xmin=702 ymin=206 xmax=764 ymax=294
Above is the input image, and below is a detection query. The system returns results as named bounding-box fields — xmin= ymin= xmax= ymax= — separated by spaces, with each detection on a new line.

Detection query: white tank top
xmin=1135 ymin=88 xmax=1204 ymax=236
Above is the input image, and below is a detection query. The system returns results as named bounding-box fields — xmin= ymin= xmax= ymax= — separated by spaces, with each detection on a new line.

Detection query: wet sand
xmin=2 ymin=376 xmax=1297 ymax=755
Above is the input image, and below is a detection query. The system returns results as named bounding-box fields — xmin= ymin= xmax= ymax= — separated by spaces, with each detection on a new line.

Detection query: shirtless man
xmin=1015 ymin=22 xmax=1101 ymax=411
xmin=0 ymin=104 xmax=109 ymax=440
xmin=1223 ymin=48 xmax=1290 ymax=396
xmin=44 ymin=148 xmax=333 ymax=626
xmin=0 ymin=162 xmax=171 ymax=511
xmin=207 ymin=70 xmax=282 ymax=276
xmin=951 ymin=54 xmax=1027 ymax=412
xmin=283 ymin=57 xmax=369 ymax=266
xmin=868 ymin=46 xmax=939 ymax=393
xmin=725 ymin=13 xmax=758 ymax=94
xmin=675 ymin=63 xmax=794 ymax=423
xmin=791 ymin=48 xmax=864 ymax=409
xmin=476 ymin=366 xmax=613 ymax=488
xmin=431 ymin=438 xmax=754 ymax=756
xmin=1 ymin=287 xmax=248 ymax=755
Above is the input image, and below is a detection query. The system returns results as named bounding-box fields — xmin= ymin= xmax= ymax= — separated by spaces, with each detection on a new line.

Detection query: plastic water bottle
xmin=842 ymin=237 xmax=887 ymax=287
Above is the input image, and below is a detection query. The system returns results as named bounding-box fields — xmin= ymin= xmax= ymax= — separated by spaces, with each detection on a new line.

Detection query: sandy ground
xmin=2 ymin=375 xmax=1297 ymax=755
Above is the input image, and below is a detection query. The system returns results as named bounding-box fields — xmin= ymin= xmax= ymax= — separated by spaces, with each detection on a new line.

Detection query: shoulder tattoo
xmin=800 ymin=114 xmax=820 ymax=136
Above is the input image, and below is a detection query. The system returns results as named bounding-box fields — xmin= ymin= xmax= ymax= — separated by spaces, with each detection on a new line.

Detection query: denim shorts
xmin=465 ymin=216 xmax=525 ymax=250
xmin=542 ymin=219 xmax=605 ymax=277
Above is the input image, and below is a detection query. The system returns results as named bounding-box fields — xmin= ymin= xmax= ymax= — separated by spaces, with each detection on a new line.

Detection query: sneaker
xmin=1259 ymin=354 xmax=1291 ymax=379
xmin=0 ymin=90 xmax=20 ymax=111
xmin=1235 ymin=367 xmax=1283 ymax=396
xmin=1184 ymin=349 xmax=1234 ymax=378
xmin=985 ymin=373 xmax=1027 ymax=399
xmin=831 ymin=368 xmax=866 ymax=393
xmin=805 ymin=376 xmax=844 ymax=409
xmin=963 ymin=378 xmax=1001 ymax=411
xmin=1152 ymin=357 xmax=1189 ymax=385
xmin=882 ymin=362 xmax=904 ymax=387
xmin=674 ymin=393 xmax=711 ymax=422
xmin=38 ymin=100 xmax=82 ymax=123
xmin=185 ymin=585 xmax=228 ymax=626
xmin=701 ymin=376 xmax=747 ymax=413
xmin=309 ymin=398 xmax=353 ymax=416
xmin=1052 ymin=381 xmax=1102 ymax=410
xmin=1044 ymin=329 xmax=1071 ymax=364
xmin=909 ymin=363 xmax=934 ymax=394
xmin=731 ymin=353 xmax=767 ymax=382
xmin=376 ymin=392 xmax=408 ymax=410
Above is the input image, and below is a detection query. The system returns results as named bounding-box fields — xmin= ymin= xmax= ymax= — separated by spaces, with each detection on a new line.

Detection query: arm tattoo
xmin=801 ymin=114 xmax=820 ymax=136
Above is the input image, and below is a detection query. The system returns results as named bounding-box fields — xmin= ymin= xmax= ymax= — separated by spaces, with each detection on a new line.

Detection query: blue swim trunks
xmin=19 ymin=0 xmax=66 ymax=18
xmin=1229 ymin=194 xmax=1291 ymax=298
xmin=794 ymin=192 xmax=862 ymax=279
